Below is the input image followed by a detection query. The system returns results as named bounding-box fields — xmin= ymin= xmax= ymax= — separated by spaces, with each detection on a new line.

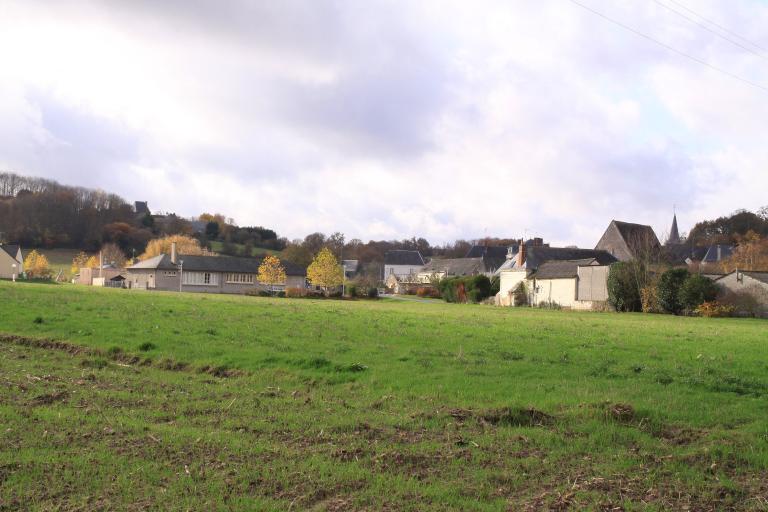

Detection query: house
xmin=496 ymin=241 xmax=616 ymax=309
xmin=527 ymin=258 xmax=610 ymax=309
xmin=416 ymin=257 xmax=487 ymax=282
xmin=342 ymin=260 xmax=359 ymax=279
xmin=0 ymin=244 xmax=23 ymax=279
xmin=714 ymin=270 xmax=768 ymax=317
xmin=464 ymin=238 xmax=547 ymax=273
xmin=126 ymin=243 xmax=306 ymax=294
xmin=383 ymin=250 xmax=425 ymax=280
xmin=595 ymin=220 xmax=661 ymax=262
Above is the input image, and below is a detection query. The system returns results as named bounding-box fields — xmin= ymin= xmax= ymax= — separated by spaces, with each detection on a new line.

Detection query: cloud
xmin=0 ymin=0 xmax=766 ymax=246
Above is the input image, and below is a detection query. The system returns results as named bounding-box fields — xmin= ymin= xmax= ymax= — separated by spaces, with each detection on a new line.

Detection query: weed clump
xmin=33 ymin=316 xmax=44 ymax=324
xmin=138 ymin=342 xmax=157 ymax=352
xmin=81 ymin=358 xmax=108 ymax=369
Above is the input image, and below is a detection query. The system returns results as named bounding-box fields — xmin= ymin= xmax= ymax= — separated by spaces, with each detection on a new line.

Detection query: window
xmin=225 ymin=273 xmax=254 ymax=284
xmin=182 ymin=271 xmax=219 ymax=286
xmin=163 ymin=271 xmax=177 ymax=277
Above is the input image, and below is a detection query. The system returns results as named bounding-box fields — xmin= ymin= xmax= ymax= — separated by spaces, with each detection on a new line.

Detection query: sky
xmin=1 ymin=0 xmax=766 ymax=247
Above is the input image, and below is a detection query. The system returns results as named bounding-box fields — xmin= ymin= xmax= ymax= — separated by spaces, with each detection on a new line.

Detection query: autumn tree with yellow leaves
xmin=24 ymin=250 xmax=51 ymax=279
xmin=258 ymin=255 xmax=286 ymax=294
xmin=307 ymin=247 xmax=343 ymax=295
xmin=139 ymin=235 xmax=206 ymax=261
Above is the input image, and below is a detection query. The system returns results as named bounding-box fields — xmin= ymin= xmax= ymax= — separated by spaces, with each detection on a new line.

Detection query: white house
xmin=383 ymin=250 xmax=425 ymax=281
xmin=0 ymin=244 xmax=23 ymax=280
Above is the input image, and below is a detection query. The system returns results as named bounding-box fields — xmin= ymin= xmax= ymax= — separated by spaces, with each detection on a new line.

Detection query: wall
xmin=497 ymin=269 xmax=528 ymax=306
xmin=127 ymin=269 xmax=306 ymax=295
xmin=716 ymin=272 xmax=768 ymax=317
xmin=0 ymin=250 xmax=21 ymax=279
xmin=577 ymin=265 xmax=609 ymax=301
xmin=530 ymin=278 xmax=577 ymax=307
xmin=384 ymin=264 xmax=422 ymax=280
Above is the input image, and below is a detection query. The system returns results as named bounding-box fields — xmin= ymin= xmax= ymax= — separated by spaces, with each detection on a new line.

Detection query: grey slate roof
xmin=531 ymin=258 xmax=598 ymax=279
xmin=702 ymin=245 xmax=734 ymax=263
xmin=663 ymin=244 xmax=708 ymax=264
xmin=128 ymin=254 xmax=306 ymax=276
xmin=0 ymin=244 xmax=21 ymax=260
xmin=525 ymin=246 xmax=617 ymax=270
xmin=384 ymin=250 xmax=425 ymax=266
xmin=420 ymin=257 xmax=486 ymax=276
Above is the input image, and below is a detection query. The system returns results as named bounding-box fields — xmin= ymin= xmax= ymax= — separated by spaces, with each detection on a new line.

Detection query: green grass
xmin=1 ymin=281 xmax=767 ymax=510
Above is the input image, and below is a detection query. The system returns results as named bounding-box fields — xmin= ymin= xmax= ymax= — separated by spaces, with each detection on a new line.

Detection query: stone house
xmin=416 ymin=257 xmax=488 ymax=283
xmin=126 ymin=244 xmax=306 ymax=294
xmin=0 ymin=244 xmax=23 ymax=279
xmin=595 ymin=220 xmax=661 ymax=262
xmin=715 ymin=270 xmax=768 ymax=317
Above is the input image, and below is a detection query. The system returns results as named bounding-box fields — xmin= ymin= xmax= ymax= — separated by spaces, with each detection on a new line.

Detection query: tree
xmin=720 ymin=233 xmax=768 ymax=272
xmin=71 ymin=252 xmax=89 ymax=274
xmin=607 ymin=261 xmax=643 ymax=312
xmin=258 ymin=255 xmax=286 ymax=295
xmin=205 ymin=221 xmax=220 ymax=239
xmin=657 ymin=268 xmax=690 ymax=315
xmin=23 ymin=250 xmax=51 ymax=279
xmin=307 ymin=247 xmax=343 ymax=295
xmin=100 ymin=243 xmax=126 ymax=267
xmin=679 ymin=274 xmax=718 ymax=311
xmin=282 ymin=242 xmax=313 ymax=267
xmin=139 ymin=235 xmax=205 ymax=260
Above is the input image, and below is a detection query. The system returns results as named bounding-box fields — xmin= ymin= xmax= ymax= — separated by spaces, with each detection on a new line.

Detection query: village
xmin=2 ymin=200 xmax=766 ymax=317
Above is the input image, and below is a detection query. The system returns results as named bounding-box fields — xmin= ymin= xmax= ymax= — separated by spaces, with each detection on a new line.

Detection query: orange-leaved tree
xmin=139 ymin=235 xmax=205 ymax=261
xmin=307 ymin=247 xmax=343 ymax=295
xmin=258 ymin=255 xmax=286 ymax=294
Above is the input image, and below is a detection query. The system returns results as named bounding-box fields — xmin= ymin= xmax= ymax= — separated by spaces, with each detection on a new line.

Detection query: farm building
xmin=715 ymin=270 xmax=768 ymax=317
xmin=595 ymin=220 xmax=661 ymax=262
xmin=496 ymin=241 xmax=616 ymax=309
xmin=0 ymin=244 xmax=23 ymax=279
xmin=126 ymin=244 xmax=306 ymax=294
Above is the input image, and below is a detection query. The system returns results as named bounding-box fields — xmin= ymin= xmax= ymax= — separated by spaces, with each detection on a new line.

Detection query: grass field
xmin=36 ymin=248 xmax=84 ymax=281
xmin=1 ymin=281 xmax=767 ymax=510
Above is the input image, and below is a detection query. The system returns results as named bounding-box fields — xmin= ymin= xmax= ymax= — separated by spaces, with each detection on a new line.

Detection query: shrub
xmin=367 ymin=287 xmax=379 ymax=299
xmin=640 ymin=284 xmax=661 ymax=313
xmin=286 ymin=287 xmax=308 ymax=298
xmin=416 ymin=286 xmax=439 ymax=298
xmin=346 ymin=284 xmax=358 ymax=298
xmin=679 ymin=274 xmax=718 ymax=311
xmin=138 ymin=342 xmax=157 ymax=352
xmin=607 ymin=261 xmax=643 ymax=312
xmin=695 ymin=301 xmax=734 ymax=318
xmin=657 ymin=268 xmax=690 ymax=314
xmin=438 ymin=275 xmax=492 ymax=303
xmin=719 ymin=288 xmax=766 ymax=317
xmin=490 ymin=275 xmax=500 ymax=296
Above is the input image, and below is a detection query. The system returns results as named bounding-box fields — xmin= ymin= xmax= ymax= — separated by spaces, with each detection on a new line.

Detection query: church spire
xmin=667 ymin=209 xmax=680 ymax=245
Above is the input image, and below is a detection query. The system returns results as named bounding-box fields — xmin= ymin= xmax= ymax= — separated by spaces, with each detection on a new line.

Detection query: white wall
xmin=384 ymin=264 xmax=422 ymax=279
xmin=531 ymin=278 xmax=577 ymax=307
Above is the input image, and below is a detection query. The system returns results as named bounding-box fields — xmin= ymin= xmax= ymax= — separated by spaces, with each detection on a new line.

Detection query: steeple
xmin=667 ymin=210 xmax=680 ymax=245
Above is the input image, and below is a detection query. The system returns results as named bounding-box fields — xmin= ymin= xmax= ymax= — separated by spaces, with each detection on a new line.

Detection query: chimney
xmin=516 ymin=239 xmax=526 ymax=268
xmin=171 ymin=242 xmax=177 ymax=265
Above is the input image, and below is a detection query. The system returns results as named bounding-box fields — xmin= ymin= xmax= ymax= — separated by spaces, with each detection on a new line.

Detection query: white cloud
xmin=0 ymin=0 xmax=766 ymax=246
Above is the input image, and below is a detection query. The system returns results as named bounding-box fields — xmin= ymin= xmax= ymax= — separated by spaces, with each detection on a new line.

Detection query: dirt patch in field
xmin=0 ymin=333 xmax=247 ymax=379
xmin=29 ymin=390 xmax=69 ymax=406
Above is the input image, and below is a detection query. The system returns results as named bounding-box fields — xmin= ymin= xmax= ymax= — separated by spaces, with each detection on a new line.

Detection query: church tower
xmin=667 ymin=211 xmax=680 ymax=245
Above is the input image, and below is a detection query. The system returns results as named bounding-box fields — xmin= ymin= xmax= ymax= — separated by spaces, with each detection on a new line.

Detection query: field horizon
xmin=2 ymin=281 xmax=767 ymax=510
